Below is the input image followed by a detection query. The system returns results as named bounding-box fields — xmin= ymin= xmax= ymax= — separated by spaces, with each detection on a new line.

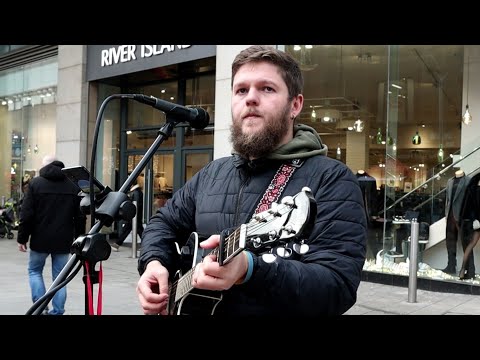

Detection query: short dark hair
xmin=231 ymin=45 xmax=304 ymax=100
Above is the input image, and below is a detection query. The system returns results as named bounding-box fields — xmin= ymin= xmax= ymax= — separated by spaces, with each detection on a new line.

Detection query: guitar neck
xmin=174 ymin=224 xmax=247 ymax=302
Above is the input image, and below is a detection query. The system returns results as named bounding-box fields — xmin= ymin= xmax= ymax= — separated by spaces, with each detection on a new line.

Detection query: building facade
xmin=1 ymin=45 xmax=480 ymax=290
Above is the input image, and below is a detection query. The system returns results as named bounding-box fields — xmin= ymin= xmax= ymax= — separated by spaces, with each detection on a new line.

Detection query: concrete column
xmin=56 ymin=45 xmax=88 ymax=167
xmin=214 ymin=45 xmax=253 ymax=159
xmin=346 ymin=129 xmax=369 ymax=172
xmin=460 ymin=45 xmax=480 ymax=174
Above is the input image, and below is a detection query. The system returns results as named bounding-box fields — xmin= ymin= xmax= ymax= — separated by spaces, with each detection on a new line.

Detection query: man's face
xmin=230 ymin=61 xmax=293 ymax=159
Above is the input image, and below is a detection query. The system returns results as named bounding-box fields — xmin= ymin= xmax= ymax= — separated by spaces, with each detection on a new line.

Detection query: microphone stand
xmin=25 ymin=116 xmax=179 ymax=315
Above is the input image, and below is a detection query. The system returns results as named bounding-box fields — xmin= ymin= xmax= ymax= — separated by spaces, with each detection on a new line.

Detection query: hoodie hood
xmin=232 ymin=124 xmax=328 ymax=169
xmin=39 ymin=160 xmax=66 ymax=181
xmin=267 ymin=124 xmax=328 ymax=160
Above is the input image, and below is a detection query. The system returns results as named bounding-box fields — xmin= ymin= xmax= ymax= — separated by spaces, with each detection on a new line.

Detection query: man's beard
xmin=230 ymin=106 xmax=291 ymax=159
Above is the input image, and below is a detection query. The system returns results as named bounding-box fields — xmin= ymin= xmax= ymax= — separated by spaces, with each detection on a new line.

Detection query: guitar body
xmin=168 ymin=288 xmax=222 ymax=315
xmin=168 ymin=232 xmax=223 ymax=315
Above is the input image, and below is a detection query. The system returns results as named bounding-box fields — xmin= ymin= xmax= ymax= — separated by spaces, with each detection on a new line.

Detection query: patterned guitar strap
xmin=254 ymin=158 xmax=304 ymax=214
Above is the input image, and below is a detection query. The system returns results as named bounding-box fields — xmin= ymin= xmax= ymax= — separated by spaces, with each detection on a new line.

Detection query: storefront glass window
xmin=284 ymin=45 xmax=463 ymax=282
xmin=184 ymin=74 xmax=215 ymax=146
xmin=0 ymin=57 xmax=57 ymax=210
xmin=126 ymin=82 xmax=177 ymax=149
xmin=95 ymin=83 xmax=122 ymax=190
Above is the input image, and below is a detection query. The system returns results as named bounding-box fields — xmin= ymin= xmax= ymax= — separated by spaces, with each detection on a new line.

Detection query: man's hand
xmin=136 ymin=260 xmax=170 ymax=315
xmin=17 ymin=243 xmax=27 ymax=252
xmin=192 ymin=235 xmax=248 ymax=291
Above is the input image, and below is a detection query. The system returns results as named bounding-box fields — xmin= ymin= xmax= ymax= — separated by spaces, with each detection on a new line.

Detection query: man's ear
xmin=291 ymin=94 xmax=304 ymax=119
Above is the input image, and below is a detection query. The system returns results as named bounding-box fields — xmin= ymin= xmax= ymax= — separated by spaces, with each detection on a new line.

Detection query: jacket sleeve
xmin=241 ymin=164 xmax=367 ymax=315
xmin=137 ymin=170 xmax=201 ymax=276
xmin=17 ymin=184 xmax=36 ymax=245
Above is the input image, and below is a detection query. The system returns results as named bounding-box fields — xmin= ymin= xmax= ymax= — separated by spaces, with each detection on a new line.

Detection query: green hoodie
xmin=267 ymin=124 xmax=328 ymax=160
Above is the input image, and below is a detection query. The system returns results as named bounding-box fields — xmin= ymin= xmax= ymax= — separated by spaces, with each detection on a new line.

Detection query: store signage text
xmin=101 ymin=45 xmax=192 ymax=67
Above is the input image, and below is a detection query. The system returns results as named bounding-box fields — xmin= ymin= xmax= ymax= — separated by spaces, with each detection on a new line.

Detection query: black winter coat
xmin=17 ymin=162 xmax=86 ymax=253
xmin=139 ymin=154 xmax=367 ymax=315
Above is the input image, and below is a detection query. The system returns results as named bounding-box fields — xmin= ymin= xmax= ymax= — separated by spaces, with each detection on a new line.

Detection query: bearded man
xmin=136 ymin=45 xmax=367 ymax=316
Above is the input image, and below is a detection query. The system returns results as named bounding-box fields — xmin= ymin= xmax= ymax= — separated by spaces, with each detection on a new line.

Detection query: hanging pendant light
xmin=412 ymin=131 xmax=422 ymax=145
xmin=336 ymin=143 xmax=342 ymax=160
xmin=463 ymin=55 xmax=473 ymax=125
xmin=387 ymin=134 xmax=394 ymax=146
xmin=353 ymin=118 xmax=364 ymax=132
xmin=463 ymin=105 xmax=472 ymax=125
xmin=376 ymin=128 xmax=382 ymax=144
xmin=438 ymin=144 xmax=444 ymax=163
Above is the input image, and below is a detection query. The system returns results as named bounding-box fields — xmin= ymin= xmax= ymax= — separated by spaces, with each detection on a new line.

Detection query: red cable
xmin=85 ymin=261 xmax=94 ymax=315
xmin=84 ymin=261 xmax=103 ymax=315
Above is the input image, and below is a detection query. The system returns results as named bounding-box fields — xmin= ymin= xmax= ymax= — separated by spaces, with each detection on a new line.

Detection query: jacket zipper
xmin=234 ymin=174 xmax=250 ymax=226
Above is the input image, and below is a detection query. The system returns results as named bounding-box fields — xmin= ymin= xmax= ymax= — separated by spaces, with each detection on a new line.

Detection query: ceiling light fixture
xmin=317 ymin=108 xmax=341 ymax=123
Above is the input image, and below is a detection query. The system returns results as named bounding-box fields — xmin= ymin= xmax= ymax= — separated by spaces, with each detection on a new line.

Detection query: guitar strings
xmin=171 ymin=201 xmax=296 ymax=300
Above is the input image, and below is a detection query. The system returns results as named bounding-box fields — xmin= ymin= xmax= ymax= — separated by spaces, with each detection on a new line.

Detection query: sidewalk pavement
xmin=346 ymin=280 xmax=480 ymax=315
xmin=2 ymin=232 xmax=480 ymax=315
xmin=1 ymin=232 xmax=143 ymax=315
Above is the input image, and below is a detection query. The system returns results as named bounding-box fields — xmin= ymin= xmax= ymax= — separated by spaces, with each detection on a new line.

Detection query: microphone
xmin=133 ymin=94 xmax=210 ymax=130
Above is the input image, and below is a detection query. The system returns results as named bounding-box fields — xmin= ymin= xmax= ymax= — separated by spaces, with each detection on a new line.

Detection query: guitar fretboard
xmin=173 ymin=225 xmax=246 ymax=302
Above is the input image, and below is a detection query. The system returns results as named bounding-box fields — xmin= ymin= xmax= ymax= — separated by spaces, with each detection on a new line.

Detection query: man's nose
xmin=245 ymin=88 xmax=259 ymax=105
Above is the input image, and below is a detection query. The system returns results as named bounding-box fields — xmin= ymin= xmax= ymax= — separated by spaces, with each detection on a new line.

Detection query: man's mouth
xmin=243 ymin=112 xmax=261 ymax=120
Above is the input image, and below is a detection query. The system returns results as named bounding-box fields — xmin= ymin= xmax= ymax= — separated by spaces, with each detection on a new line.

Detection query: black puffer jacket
xmin=17 ymin=161 xmax=86 ymax=253
xmin=139 ymin=125 xmax=367 ymax=315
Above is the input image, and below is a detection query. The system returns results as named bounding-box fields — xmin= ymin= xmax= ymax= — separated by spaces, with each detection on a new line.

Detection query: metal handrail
xmin=412 ymin=188 xmax=447 ymax=211
xmin=379 ymin=145 xmax=480 ymax=215
xmin=412 ymin=164 xmax=480 ymax=211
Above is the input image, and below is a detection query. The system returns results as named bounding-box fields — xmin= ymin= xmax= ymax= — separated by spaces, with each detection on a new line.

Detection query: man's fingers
xmin=200 ymin=234 xmax=221 ymax=248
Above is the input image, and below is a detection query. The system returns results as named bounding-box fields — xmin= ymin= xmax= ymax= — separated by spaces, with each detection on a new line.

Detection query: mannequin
xmin=443 ymin=169 xmax=469 ymax=274
xmin=459 ymin=232 xmax=479 ymax=279
xmin=458 ymin=174 xmax=480 ymax=279
xmin=455 ymin=169 xmax=465 ymax=178
xmin=356 ymin=170 xmax=379 ymax=260
xmin=356 ymin=170 xmax=377 ymax=225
